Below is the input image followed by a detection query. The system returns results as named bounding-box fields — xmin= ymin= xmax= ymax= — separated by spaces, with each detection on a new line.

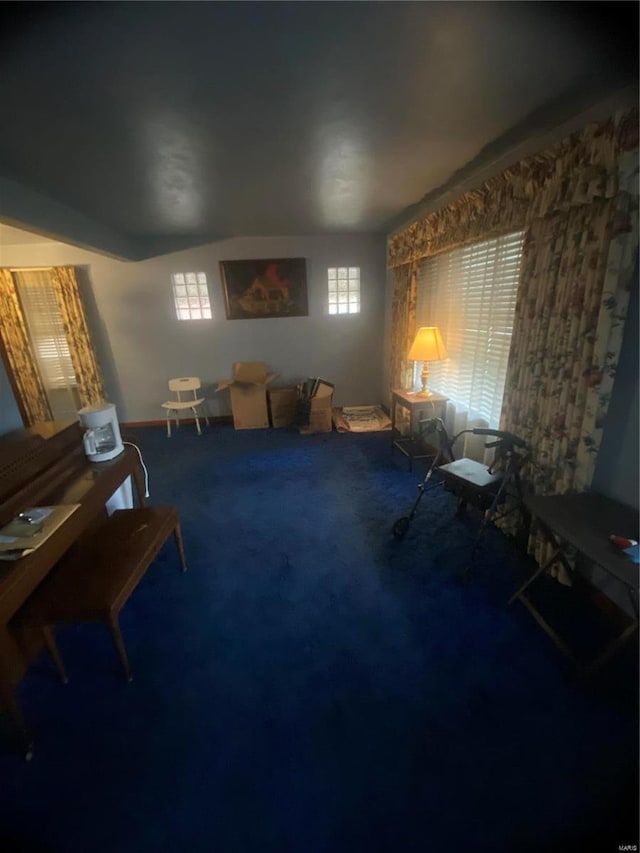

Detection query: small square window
xmin=172 ymin=272 xmax=212 ymax=320
xmin=328 ymin=266 xmax=360 ymax=315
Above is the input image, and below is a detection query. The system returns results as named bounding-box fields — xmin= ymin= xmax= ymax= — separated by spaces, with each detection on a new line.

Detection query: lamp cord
xmin=123 ymin=441 xmax=150 ymax=498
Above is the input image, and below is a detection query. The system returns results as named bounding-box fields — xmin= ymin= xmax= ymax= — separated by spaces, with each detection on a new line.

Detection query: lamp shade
xmin=407 ymin=326 xmax=448 ymax=362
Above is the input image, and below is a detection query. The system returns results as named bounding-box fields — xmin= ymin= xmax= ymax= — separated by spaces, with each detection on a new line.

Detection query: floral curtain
xmin=386 ymin=108 xmax=639 ymax=567
xmin=50 ymin=266 xmax=106 ymax=407
xmin=0 ymin=268 xmax=52 ymax=425
xmin=501 ymin=200 xmax=636 ymax=495
xmin=389 ymin=263 xmax=417 ymax=392
xmin=387 ymin=112 xmax=636 ymax=270
xmin=500 ymin=146 xmax=639 ymax=571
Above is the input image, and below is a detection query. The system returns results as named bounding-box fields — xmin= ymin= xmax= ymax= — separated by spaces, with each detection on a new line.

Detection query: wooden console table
xmin=390 ymin=389 xmax=448 ymax=471
xmin=510 ymin=491 xmax=639 ymax=677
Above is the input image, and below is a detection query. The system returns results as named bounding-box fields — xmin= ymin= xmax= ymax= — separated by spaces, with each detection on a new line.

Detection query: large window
xmin=416 ymin=231 xmax=525 ymax=429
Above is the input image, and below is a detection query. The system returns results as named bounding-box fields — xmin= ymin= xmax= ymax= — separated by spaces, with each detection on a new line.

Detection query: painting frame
xmin=219 ymin=257 xmax=308 ymax=320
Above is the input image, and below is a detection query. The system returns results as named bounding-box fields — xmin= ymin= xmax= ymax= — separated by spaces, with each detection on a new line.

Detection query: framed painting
xmin=220 ymin=258 xmax=308 ymax=320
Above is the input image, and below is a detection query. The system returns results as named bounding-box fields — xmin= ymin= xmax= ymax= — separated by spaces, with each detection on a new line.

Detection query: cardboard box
xmin=299 ymin=397 xmax=333 ymax=434
xmin=299 ymin=379 xmax=334 ymax=434
xmin=268 ymin=386 xmax=298 ymax=428
xmin=217 ymin=362 xmax=279 ymax=429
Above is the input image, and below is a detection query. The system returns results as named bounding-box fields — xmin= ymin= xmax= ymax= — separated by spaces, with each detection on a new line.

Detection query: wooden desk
xmin=390 ymin=388 xmax=448 ymax=471
xmin=0 ymin=424 xmax=145 ymax=753
xmin=510 ymin=492 xmax=639 ymax=676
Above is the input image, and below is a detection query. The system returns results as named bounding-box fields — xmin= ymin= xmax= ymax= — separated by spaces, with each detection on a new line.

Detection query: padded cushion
xmin=438 ymin=458 xmax=502 ymax=490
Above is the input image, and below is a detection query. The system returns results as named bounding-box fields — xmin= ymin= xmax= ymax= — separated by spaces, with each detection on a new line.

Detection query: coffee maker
xmin=78 ymin=402 xmax=124 ymax=462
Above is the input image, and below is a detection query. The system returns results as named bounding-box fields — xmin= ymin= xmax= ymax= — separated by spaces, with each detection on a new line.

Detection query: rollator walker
xmin=392 ymin=418 xmax=529 ymax=551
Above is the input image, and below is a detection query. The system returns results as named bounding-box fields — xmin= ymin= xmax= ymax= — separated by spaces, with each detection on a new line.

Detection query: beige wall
xmin=0 ymin=356 xmax=23 ymax=434
xmin=0 ymin=233 xmax=386 ymax=424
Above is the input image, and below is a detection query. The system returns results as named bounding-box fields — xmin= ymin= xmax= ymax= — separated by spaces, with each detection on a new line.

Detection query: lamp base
xmin=416 ymin=364 xmax=431 ymax=397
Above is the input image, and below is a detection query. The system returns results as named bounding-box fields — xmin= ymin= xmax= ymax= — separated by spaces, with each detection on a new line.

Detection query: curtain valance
xmin=387 ymin=109 xmax=638 ymax=269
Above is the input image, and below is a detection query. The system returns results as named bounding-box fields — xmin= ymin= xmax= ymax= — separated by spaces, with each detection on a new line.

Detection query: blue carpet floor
xmin=0 ymin=425 xmax=637 ymax=853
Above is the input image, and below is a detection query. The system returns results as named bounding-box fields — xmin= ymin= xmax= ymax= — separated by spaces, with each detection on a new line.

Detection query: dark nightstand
xmin=391 ymin=388 xmax=448 ymax=471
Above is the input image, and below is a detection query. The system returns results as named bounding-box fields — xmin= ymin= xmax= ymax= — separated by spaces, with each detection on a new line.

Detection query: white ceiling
xmin=0 ymin=2 xmax=636 ymax=259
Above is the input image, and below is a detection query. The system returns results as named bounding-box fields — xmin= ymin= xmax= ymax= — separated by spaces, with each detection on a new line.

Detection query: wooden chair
xmin=161 ymin=377 xmax=209 ymax=437
xmin=17 ymin=506 xmax=187 ymax=683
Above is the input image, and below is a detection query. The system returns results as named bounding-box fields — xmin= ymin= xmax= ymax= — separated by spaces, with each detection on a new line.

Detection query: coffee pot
xmin=78 ymin=402 xmax=124 ymax=462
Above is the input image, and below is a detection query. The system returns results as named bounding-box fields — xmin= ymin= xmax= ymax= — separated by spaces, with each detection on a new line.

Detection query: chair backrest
xmin=450 ymin=426 xmax=529 ymax=475
xmin=418 ymin=418 xmax=528 ymax=472
xmin=168 ymin=377 xmax=201 ymax=402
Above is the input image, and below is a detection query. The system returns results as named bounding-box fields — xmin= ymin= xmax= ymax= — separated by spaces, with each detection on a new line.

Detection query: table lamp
xmin=407 ymin=326 xmax=448 ymax=396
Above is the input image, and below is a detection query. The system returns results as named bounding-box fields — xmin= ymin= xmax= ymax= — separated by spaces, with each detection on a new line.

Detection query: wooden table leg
xmin=108 ymin=615 xmax=133 ymax=683
xmin=0 ymin=682 xmax=34 ymax=760
xmin=173 ymin=522 xmax=188 ymax=573
xmin=508 ymin=518 xmax=575 ymax=605
xmin=516 ymin=592 xmax=578 ymax=665
xmin=41 ymin=626 xmax=69 ymax=684
xmin=579 ymin=620 xmax=639 ymax=680
xmin=509 ymin=555 xmax=556 ymax=605
xmin=390 ymin=397 xmax=397 ymax=453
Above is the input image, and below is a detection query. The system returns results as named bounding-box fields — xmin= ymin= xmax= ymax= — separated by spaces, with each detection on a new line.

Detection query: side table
xmin=510 ymin=491 xmax=639 ymax=678
xmin=391 ymin=388 xmax=448 ymax=471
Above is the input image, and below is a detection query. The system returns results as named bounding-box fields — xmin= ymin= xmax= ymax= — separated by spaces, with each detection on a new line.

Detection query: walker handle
xmin=472 ymin=428 xmax=527 ymax=448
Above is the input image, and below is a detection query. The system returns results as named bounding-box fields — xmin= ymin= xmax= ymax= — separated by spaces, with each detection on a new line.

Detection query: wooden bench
xmin=18 ymin=506 xmax=187 ymax=683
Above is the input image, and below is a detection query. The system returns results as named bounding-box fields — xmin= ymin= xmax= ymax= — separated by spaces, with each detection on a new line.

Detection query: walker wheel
xmin=392 ymin=517 xmax=410 ymax=539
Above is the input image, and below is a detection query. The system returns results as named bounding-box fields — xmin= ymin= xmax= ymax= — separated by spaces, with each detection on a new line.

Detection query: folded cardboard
xmin=268 ymin=386 xmax=298 ymax=428
xmin=313 ymin=380 xmax=334 ymax=399
xmin=217 ymin=362 xmax=279 ymax=429
xmin=299 ymin=396 xmax=333 ymax=434
xmin=298 ymin=378 xmax=334 ymax=434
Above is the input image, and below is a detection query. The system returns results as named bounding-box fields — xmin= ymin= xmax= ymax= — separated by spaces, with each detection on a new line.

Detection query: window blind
xmin=14 ymin=270 xmax=77 ymax=390
xmin=416 ymin=231 xmax=525 ymax=429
